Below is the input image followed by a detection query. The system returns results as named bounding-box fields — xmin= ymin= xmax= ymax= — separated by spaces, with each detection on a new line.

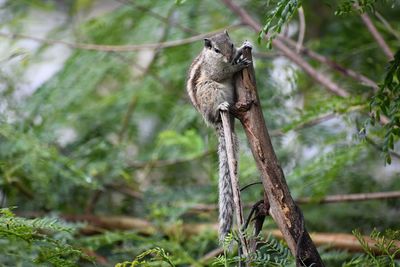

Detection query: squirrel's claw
xmin=218 ymin=101 xmax=230 ymax=111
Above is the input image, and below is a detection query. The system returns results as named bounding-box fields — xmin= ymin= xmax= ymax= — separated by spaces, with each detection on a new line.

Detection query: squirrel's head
xmin=203 ymin=30 xmax=235 ymax=63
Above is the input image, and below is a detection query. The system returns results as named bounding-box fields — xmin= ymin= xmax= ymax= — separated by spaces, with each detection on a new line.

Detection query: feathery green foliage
xmin=368 ymin=49 xmax=400 ymax=164
xmin=259 ymin=0 xmax=302 ymax=48
xmin=335 ymin=0 xmax=377 ymax=15
xmin=351 ymin=229 xmax=400 ymax=266
xmin=0 ymin=208 xmax=91 ymax=267
xmin=0 ymin=0 xmax=399 ymax=266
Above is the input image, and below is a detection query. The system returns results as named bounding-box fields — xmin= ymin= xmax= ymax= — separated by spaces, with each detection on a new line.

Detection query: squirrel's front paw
xmin=242 ymin=40 xmax=252 ymax=49
xmin=238 ymin=57 xmax=252 ymax=67
xmin=218 ymin=102 xmax=230 ymax=111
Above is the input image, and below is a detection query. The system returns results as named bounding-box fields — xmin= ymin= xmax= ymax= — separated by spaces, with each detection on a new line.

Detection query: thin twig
xmin=375 ymin=11 xmax=400 ymax=41
xmin=116 ymin=0 xmax=197 ymax=34
xmin=356 ymin=7 xmax=394 ymax=60
xmin=296 ymin=6 xmax=306 ymax=53
xmin=84 ymin=189 xmax=103 ymax=214
xmin=270 ymin=105 xmax=366 ymax=137
xmin=364 ymin=135 xmax=400 ymax=159
xmin=270 ymin=112 xmax=337 ymax=137
xmin=187 ymin=190 xmax=400 ymax=212
xmin=280 ymin=36 xmax=378 ymax=90
xmin=296 ymin=191 xmax=400 ymax=204
xmin=195 ymin=247 xmax=224 ymax=265
xmin=0 ymin=27 xmax=234 ymax=53
xmin=128 ymin=150 xmax=214 ymax=169
xmin=107 ymin=182 xmax=143 ymax=199
xmin=118 ymin=96 xmax=137 ymax=142
xmin=220 ymin=109 xmax=250 ymax=258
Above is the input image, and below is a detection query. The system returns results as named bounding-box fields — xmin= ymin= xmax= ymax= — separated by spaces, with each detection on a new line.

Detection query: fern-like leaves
xmin=259 ymin=0 xmax=302 ymax=49
xmin=368 ymin=49 xmax=400 ymax=164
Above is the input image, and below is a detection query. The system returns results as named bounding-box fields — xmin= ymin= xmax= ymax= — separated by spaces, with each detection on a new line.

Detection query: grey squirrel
xmin=186 ymin=30 xmax=251 ymax=241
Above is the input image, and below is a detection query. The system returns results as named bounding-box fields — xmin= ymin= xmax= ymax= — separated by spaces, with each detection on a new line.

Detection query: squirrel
xmin=186 ymin=30 xmax=251 ymax=241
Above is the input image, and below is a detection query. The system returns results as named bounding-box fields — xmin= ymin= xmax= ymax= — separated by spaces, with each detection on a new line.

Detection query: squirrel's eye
xmin=214 ymin=48 xmax=220 ymax=53
xmin=231 ymin=44 xmax=234 ymax=48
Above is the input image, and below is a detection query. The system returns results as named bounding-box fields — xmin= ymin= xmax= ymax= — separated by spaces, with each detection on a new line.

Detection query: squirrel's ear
xmin=204 ymin=38 xmax=212 ymax=48
xmin=224 ymin=29 xmax=229 ymax=37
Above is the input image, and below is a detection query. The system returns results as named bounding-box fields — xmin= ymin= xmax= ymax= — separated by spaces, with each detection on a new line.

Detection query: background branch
xmin=0 ymin=28 xmax=232 ymax=52
xmin=296 ymin=191 xmax=400 ymax=204
xmin=375 ymin=11 xmax=400 ymax=41
xmin=279 ymin=36 xmax=378 ymax=90
xmin=358 ymin=10 xmax=394 ymax=60
xmin=19 ymin=212 xmax=400 ymax=257
xmin=187 ymin=191 xmax=400 ymax=213
xmin=296 ymin=7 xmax=306 ymax=53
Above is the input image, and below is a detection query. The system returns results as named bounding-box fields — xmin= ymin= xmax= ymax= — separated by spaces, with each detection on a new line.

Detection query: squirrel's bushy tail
xmin=216 ymin=124 xmax=234 ymax=242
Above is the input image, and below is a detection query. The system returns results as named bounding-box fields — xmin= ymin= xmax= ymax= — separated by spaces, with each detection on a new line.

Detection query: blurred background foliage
xmin=0 ymin=0 xmax=399 ymax=266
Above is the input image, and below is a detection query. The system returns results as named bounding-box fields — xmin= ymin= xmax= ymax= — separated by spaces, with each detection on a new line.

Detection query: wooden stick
xmin=220 ymin=110 xmax=250 ymax=258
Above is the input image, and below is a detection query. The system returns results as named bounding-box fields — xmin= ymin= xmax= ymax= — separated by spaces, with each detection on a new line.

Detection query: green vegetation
xmin=0 ymin=0 xmax=399 ymax=266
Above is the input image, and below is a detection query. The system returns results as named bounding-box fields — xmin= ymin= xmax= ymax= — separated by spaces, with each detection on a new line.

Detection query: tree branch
xmin=116 ymin=0 xmax=197 ymax=34
xmin=0 ymin=27 xmax=235 ymax=52
xmin=128 ymin=150 xmax=214 ymax=169
xmin=296 ymin=7 xmax=306 ymax=53
xmin=296 ymin=191 xmax=400 ymax=204
xmin=364 ymin=135 xmax=400 ymax=160
xmin=375 ymin=11 xmax=400 ymax=41
xmin=19 ymin=212 xmax=400 ymax=257
xmin=187 ymin=190 xmax=400 ymax=213
xmin=221 ymin=0 xmax=349 ymax=98
xmin=279 ymin=36 xmax=378 ymax=90
xmin=232 ymin=44 xmax=324 ymax=266
xmin=358 ymin=10 xmax=394 ymax=60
